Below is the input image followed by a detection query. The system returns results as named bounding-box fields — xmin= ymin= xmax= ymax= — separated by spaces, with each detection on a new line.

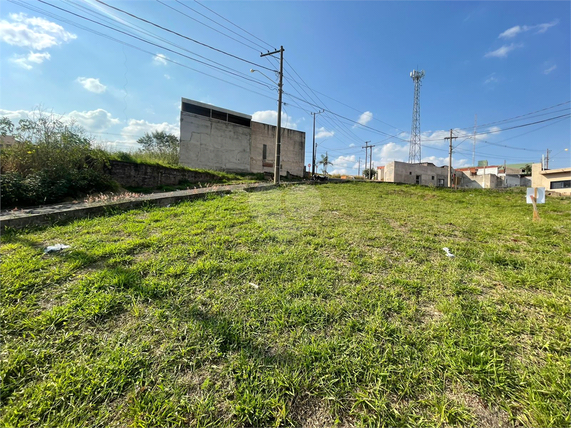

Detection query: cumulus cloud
xmin=67 ymin=109 xmax=120 ymax=132
xmin=121 ymin=119 xmax=179 ymax=141
xmin=315 ymin=127 xmax=334 ymax=139
xmin=349 ymin=143 xmax=355 ymax=148
xmin=484 ymin=43 xmax=523 ymax=58
xmin=353 ymin=111 xmax=373 ymax=128
xmin=251 ymin=110 xmax=297 ymax=129
xmin=0 ymin=13 xmax=76 ymax=50
xmin=153 ymin=53 xmax=168 ymax=65
xmin=0 ymin=107 xmax=120 ymax=134
xmin=76 ymin=77 xmax=107 ymax=94
xmin=543 ymin=64 xmax=557 ymax=75
xmin=498 ymin=20 xmax=558 ymax=39
xmin=331 ymin=155 xmax=356 ymax=169
xmin=421 ymin=155 xmax=470 ymax=168
xmin=11 ymin=51 xmax=51 ymax=69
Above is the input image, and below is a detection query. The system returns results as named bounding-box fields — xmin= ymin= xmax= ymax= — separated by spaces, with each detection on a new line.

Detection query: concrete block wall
xmin=179 ymin=112 xmax=251 ymax=173
xmin=250 ymin=122 xmax=305 ymax=177
xmin=385 ymin=161 xmax=448 ymax=187
xmin=106 ymin=160 xmax=225 ymax=188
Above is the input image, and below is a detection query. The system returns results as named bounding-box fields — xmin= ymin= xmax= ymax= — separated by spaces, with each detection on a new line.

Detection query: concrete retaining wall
xmin=106 ymin=160 xmax=225 ymax=188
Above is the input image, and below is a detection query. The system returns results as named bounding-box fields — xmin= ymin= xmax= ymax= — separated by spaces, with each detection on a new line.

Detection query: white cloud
xmin=164 ymin=74 xmax=171 ymax=79
xmin=315 ymin=127 xmax=334 ymax=139
xmin=0 ymin=13 xmax=76 ymax=50
xmin=374 ymin=142 xmax=410 ymax=164
xmin=544 ymin=64 xmax=557 ymax=75
xmin=353 ymin=111 xmax=373 ymax=128
xmin=67 ymin=109 xmax=120 ymax=132
xmin=251 ymin=110 xmax=297 ymax=129
xmin=10 ymin=51 xmax=51 ymax=70
xmin=153 ymin=53 xmax=168 ymax=66
xmin=421 ymin=155 xmax=470 ymax=168
xmin=331 ymin=155 xmax=356 ymax=169
xmin=0 ymin=107 xmax=120 ymax=134
xmin=488 ymin=126 xmax=501 ymax=134
xmin=349 ymin=143 xmax=355 ymax=148
xmin=121 ymin=119 xmax=179 ymax=141
xmin=499 ymin=20 xmax=558 ymax=39
xmin=483 ymin=73 xmax=499 ymax=85
xmin=329 ymin=168 xmax=349 ymax=176
xmin=484 ymin=43 xmax=523 ymax=58
xmin=76 ymin=77 xmax=107 ymax=94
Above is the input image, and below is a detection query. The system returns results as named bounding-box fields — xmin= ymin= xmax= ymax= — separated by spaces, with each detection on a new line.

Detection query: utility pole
xmin=362 ymin=141 xmax=370 ymax=178
xmin=546 ymin=149 xmax=550 ymax=169
xmin=368 ymin=145 xmax=376 ymax=179
xmin=444 ymin=129 xmax=458 ymax=188
xmin=473 ymin=114 xmax=477 ymax=166
xmin=261 ymin=46 xmax=284 ymax=184
xmin=358 ymin=157 xmax=361 ymax=176
xmin=311 ymin=110 xmax=324 ymax=176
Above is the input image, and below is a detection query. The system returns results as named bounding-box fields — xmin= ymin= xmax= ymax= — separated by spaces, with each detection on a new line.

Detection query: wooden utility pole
xmin=311 ymin=110 xmax=324 ymax=176
xmin=444 ymin=129 xmax=458 ymax=188
xmin=261 ymin=46 xmax=284 ymax=184
xmin=362 ymin=141 xmax=370 ymax=179
xmin=368 ymin=145 xmax=376 ymax=179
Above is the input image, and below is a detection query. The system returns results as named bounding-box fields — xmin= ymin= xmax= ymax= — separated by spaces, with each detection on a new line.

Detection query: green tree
xmin=136 ymin=131 xmax=179 ymax=165
xmin=363 ymin=168 xmax=376 ymax=179
xmin=523 ymin=164 xmax=532 ymax=175
xmin=318 ymin=152 xmax=333 ymax=175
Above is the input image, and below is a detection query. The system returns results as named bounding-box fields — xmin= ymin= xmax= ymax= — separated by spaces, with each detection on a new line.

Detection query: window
xmin=263 ymin=144 xmax=267 ymax=161
xmin=211 ymin=109 xmax=227 ymax=121
xmin=228 ymin=114 xmax=251 ymax=127
xmin=431 ymin=176 xmax=435 ymax=180
xmin=409 ymin=172 xmax=412 ymax=175
xmin=182 ymin=102 xmax=210 ymax=117
xmin=438 ymin=178 xmax=445 ymax=187
xmin=551 ymin=180 xmax=571 ymax=189
xmin=415 ymin=175 xmax=421 ymax=185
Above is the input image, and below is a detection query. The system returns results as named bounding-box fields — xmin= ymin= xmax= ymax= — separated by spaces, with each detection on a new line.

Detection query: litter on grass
xmin=44 ymin=244 xmax=71 ymax=253
xmin=249 ymin=282 xmax=259 ymax=289
xmin=442 ymin=247 xmax=455 ymax=258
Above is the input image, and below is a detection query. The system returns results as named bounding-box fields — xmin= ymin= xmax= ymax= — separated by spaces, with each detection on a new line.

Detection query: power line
xmin=36 ymin=0 xmax=276 ymax=89
xmin=192 ymin=0 xmax=276 ymax=51
xmin=174 ymin=0 xmax=269 ymax=52
xmin=157 ymin=0 xmax=262 ymax=53
xmin=9 ymin=0 xmax=278 ymax=102
xmin=93 ymin=0 xmax=277 ymax=72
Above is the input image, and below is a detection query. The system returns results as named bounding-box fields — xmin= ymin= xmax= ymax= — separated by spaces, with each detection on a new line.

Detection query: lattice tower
xmin=408 ymin=69 xmax=425 ymax=164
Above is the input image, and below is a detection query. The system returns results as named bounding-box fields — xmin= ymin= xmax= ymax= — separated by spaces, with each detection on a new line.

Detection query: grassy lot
xmin=1 ymin=182 xmax=569 ymax=427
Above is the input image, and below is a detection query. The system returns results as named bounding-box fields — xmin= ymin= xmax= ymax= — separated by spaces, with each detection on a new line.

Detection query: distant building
xmin=179 ymin=98 xmax=305 ymax=177
xmin=455 ymin=164 xmax=531 ymax=189
xmin=377 ymin=161 xmax=449 ymax=187
xmin=0 ymin=135 xmax=16 ymax=149
xmin=531 ymin=163 xmax=571 ymax=195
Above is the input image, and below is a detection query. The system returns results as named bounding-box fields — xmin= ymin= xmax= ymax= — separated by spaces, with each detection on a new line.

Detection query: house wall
xmin=250 ymin=121 xmax=305 ymax=177
xmin=377 ymin=168 xmax=385 ymax=181
xmin=457 ymin=171 xmax=502 ymax=189
xmin=532 ymin=163 xmax=571 ymax=194
xmin=179 ymin=111 xmax=252 ymax=172
xmin=384 ymin=161 xmax=448 ymax=186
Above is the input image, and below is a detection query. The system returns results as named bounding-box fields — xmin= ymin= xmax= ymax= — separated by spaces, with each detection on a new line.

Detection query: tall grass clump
xmin=0 ymin=111 xmax=117 ymax=208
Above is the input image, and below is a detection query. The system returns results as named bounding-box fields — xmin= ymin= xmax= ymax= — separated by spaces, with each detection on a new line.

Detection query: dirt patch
xmin=289 ymin=395 xmax=337 ymax=428
xmin=447 ymin=384 xmax=516 ymax=428
xmin=421 ymin=302 xmax=443 ymax=323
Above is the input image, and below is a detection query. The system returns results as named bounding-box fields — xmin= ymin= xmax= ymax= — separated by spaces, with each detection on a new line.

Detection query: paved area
xmin=1 ymin=182 xmax=279 ymax=231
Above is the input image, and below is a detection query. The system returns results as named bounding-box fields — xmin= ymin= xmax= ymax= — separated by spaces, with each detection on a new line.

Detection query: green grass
xmin=1 ymin=183 xmax=569 ymax=427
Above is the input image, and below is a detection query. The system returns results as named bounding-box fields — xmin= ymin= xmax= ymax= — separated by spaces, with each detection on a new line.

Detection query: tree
xmin=137 ymin=131 xmax=179 ymax=165
xmin=318 ymin=152 xmax=333 ymax=175
xmin=363 ymin=168 xmax=376 ymax=179
xmin=523 ymin=164 xmax=532 ymax=175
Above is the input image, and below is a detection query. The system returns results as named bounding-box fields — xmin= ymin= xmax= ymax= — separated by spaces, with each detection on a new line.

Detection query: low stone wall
xmin=106 ymin=160 xmax=226 ymax=188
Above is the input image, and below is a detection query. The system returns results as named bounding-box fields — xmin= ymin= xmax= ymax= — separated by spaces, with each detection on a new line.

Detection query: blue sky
xmin=1 ymin=0 xmax=569 ymax=173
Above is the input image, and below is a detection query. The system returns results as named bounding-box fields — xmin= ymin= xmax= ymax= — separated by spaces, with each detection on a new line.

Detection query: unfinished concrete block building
xmin=377 ymin=161 xmax=449 ymax=187
xmin=179 ymin=98 xmax=305 ymax=177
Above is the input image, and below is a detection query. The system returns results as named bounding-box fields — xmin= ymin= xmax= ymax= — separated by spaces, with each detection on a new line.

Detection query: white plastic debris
xmin=249 ymin=282 xmax=259 ymax=289
xmin=44 ymin=244 xmax=71 ymax=253
xmin=442 ymin=247 xmax=455 ymax=258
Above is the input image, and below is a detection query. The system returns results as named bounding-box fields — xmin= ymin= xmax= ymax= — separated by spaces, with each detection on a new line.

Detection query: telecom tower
xmin=408 ymin=69 xmax=425 ymax=164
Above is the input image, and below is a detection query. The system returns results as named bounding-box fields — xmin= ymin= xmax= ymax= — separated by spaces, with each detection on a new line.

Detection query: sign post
xmin=526 ymin=187 xmax=545 ymax=221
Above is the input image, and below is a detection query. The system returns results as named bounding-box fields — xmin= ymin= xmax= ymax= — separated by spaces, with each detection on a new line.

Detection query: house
xmin=531 ymin=163 xmax=571 ymax=195
xmin=455 ymin=164 xmax=531 ymax=189
xmin=179 ymin=98 xmax=305 ymax=177
xmin=377 ymin=161 xmax=449 ymax=187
